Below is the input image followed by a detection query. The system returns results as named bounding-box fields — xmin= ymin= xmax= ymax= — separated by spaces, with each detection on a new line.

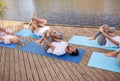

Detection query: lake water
xmin=1 ymin=0 xmax=120 ymax=27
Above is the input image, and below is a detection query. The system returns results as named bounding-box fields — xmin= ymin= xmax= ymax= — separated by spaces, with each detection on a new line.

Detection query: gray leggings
xmin=94 ymin=27 xmax=116 ymax=45
xmin=40 ymin=36 xmax=52 ymax=51
xmin=94 ymin=31 xmax=106 ymax=45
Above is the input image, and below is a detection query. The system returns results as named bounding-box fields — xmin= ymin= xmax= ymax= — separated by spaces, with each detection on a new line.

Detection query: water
xmin=1 ymin=0 xmax=120 ymax=27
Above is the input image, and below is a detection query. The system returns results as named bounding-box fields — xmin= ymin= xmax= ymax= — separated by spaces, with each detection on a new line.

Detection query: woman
xmin=0 ymin=27 xmax=20 ymax=44
xmin=28 ymin=13 xmax=50 ymax=36
xmin=88 ymin=24 xmax=117 ymax=46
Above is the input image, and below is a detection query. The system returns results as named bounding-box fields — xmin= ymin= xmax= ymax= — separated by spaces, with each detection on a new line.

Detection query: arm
xmin=0 ymin=27 xmax=6 ymax=32
xmin=0 ymin=37 xmax=4 ymax=41
xmin=43 ymin=36 xmax=55 ymax=51
xmin=35 ymin=37 xmax=44 ymax=44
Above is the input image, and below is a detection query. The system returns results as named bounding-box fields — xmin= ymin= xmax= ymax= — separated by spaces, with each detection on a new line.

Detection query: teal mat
xmin=15 ymin=29 xmax=42 ymax=39
xmin=88 ymin=52 xmax=120 ymax=73
xmin=68 ymin=35 xmax=119 ymax=50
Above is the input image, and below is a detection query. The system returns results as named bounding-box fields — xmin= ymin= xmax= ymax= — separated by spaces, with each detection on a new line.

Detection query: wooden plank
xmin=54 ymin=59 xmax=72 ymax=81
xmin=62 ymin=61 xmax=85 ymax=81
xmin=47 ymin=57 xmax=66 ymax=81
xmin=27 ymin=53 xmax=40 ymax=81
xmin=0 ymin=48 xmax=5 ymax=81
xmin=60 ymin=61 xmax=80 ymax=81
xmin=32 ymin=55 xmax=47 ymax=81
xmin=14 ymin=48 xmax=21 ymax=81
xmin=3 ymin=48 xmax=10 ymax=81
xmin=18 ymin=50 xmax=27 ymax=81
xmin=42 ymin=56 xmax=59 ymax=81
xmin=23 ymin=52 xmax=34 ymax=81
xmin=37 ymin=56 xmax=53 ymax=81
xmin=9 ymin=49 xmax=15 ymax=81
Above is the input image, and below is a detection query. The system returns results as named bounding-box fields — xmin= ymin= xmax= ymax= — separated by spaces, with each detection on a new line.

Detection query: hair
xmin=109 ymin=27 xmax=116 ymax=33
xmin=17 ymin=39 xmax=21 ymax=44
xmin=69 ymin=49 xmax=79 ymax=56
xmin=14 ymin=37 xmax=21 ymax=44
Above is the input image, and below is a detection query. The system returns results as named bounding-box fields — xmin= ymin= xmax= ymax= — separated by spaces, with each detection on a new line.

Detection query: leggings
xmin=94 ymin=31 xmax=106 ymax=45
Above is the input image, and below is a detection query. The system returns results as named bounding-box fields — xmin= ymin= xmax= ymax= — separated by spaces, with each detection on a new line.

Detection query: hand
xmin=42 ymin=32 xmax=47 ymax=38
xmin=99 ymin=26 xmax=104 ymax=32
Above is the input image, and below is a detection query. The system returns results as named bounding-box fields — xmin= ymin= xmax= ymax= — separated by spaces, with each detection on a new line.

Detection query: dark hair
xmin=69 ymin=49 xmax=79 ymax=56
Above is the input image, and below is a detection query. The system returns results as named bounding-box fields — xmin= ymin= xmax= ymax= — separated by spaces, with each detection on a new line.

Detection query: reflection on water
xmin=1 ymin=0 xmax=120 ymax=27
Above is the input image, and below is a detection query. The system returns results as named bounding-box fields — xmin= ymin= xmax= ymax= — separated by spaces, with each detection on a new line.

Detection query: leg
xmin=34 ymin=18 xmax=47 ymax=26
xmin=40 ymin=36 xmax=52 ymax=51
xmin=40 ymin=31 xmax=53 ymax=51
xmin=28 ymin=13 xmax=36 ymax=27
xmin=116 ymin=54 xmax=120 ymax=64
xmin=88 ymin=31 xmax=102 ymax=40
xmin=97 ymin=34 xmax=106 ymax=45
xmin=88 ymin=24 xmax=108 ymax=40
xmin=105 ymin=49 xmax=120 ymax=57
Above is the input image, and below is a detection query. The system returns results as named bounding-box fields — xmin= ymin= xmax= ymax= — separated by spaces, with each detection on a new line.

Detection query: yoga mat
xmin=15 ymin=29 xmax=42 ymax=39
xmin=19 ymin=41 xmax=85 ymax=63
xmin=88 ymin=52 xmax=120 ymax=73
xmin=68 ymin=35 xmax=119 ymax=50
xmin=0 ymin=39 xmax=25 ymax=48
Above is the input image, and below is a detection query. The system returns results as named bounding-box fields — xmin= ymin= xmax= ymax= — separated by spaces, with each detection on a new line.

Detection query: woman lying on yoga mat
xmin=0 ymin=26 xmax=13 ymax=35
xmin=0 ymin=35 xmax=20 ymax=44
xmin=105 ymin=49 xmax=120 ymax=64
xmin=88 ymin=24 xmax=118 ymax=47
xmin=0 ymin=27 xmax=20 ymax=44
xmin=27 ymin=13 xmax=50 ymax=36
xmin=36 ymin=30 xmax=79 ymax=56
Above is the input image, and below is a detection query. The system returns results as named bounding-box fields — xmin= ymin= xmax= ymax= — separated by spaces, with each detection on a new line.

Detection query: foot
xmin=24 ymin=24 xmax=29 ymax=29
xmin=88 ymin=36 xmax=96 ymax=40
xmin=31 ymin=12 xmax=34 ymax=18
xmin=35 ymin=39 xmax=42 ymax=44
xmin=105 ymin=53 xmax=116 ymax=57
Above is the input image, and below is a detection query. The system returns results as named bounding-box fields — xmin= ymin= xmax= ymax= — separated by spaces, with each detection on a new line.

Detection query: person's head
xmin=103 ymin=24 xmax=110 ymax=33
xmin=65 ymin=44 xmax=79 ymax=56
xmin=51 ymin=31 xmax=64 ymax=40
xmin=109 ymin=27 xmax=116 ymax=33
xmin=103 ymin=24 xmax=116 ymax=33
xmin=10 ymin=36 xmax=21 ymax=44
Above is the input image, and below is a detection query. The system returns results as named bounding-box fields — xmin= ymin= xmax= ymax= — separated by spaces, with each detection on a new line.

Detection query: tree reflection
xmin=0 ymin=1 xmax=6 ymax=17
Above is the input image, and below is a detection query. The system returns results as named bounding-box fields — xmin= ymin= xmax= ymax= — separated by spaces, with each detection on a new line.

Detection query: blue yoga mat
xmin=0 ymin=39 xmax=25 ymax=48
xmin=88 ymin=52 xmax=120 ymax=73
xmin=68 ymin=35 xmax=119 ymax=50
xmin=19 ymin=41 xmax=85 ymax=63
xmin=15 ymin=29 xmax=42 ymax=39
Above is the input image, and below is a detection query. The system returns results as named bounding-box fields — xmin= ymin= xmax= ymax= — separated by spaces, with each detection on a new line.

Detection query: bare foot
xmin=32 ymin=12 xmax=34 ymax=18
xmin=105 ymin=53 xmax=116 ymax=57
xmin=35 ymin=39 xmax=43 ymax=44
xmin=24 ymin=24 xmax=29 ymax=29
xmin=88 ymin=36 xmax=96 ymax=40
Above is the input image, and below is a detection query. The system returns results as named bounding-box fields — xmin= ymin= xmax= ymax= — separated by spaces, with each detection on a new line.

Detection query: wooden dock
xmin=0 ymin=20 xmax=120 ymax=81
